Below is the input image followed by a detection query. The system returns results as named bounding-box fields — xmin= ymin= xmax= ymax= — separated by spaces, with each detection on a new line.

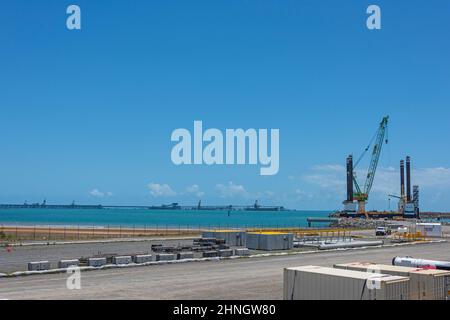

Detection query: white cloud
xmin=253 ymin=190 xmax=276 ymax=199
xmin=89 ymin=189 xmax=113 ymax=198
xmin=285 ymin=164 xmax=450 ymax=211
xmin=431 ymin=191 xmax=443 ymax=204
xmin=302 ymin=164 xmax=346 ymax=191
xmin=414 ymin=167 xmax=450 ymax=187
xmin=215 ymin=181 xmax=247 ymax=198
xmin=362 ymin=166 xmax=397 ymax=196
xmin=263 ymin=191 xmax=275 ymax=197
xmin=185 ymin=184 xmax=205 ymax=197
xmin=302 ymin=164 xmax=450 ymax=199
xmin=312 ymin=164 xmax=346 ymax=172
xmin=147 ymin=183 xmax=177 ymax=197
xmin=355 ymin=166 xmax=450 ymax=196
xmin=293 ymin=189 xmax=315 ymax=201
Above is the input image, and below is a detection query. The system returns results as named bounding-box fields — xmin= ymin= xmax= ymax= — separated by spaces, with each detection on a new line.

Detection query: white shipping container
xmin=415 ymin=223 xmax=442 ymax=237
xmin=446 ymin=276 xmax=450 ymax=300
xmin=247 ymin=232 xmax=294 ymax=251
xmin=334 ymin=262 xmax=450 ymax=300
xmin=284 ymin=266 xmax=410 ymax=300
xmin=202 ymin=230 xmax=247 ymax=246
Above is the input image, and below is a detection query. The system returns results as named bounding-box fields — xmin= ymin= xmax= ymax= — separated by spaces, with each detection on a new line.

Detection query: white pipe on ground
xmin=393 ymin=257 xmax=450 ymax=270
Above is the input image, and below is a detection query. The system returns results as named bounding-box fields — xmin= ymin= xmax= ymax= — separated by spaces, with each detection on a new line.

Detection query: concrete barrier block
xmin=202 ymin=251 xmax=218 ymax=258
xmin=113 ymin=256 xmax=133 ymax=265
xmin=58 ymin=259 xmax=80 ymax=269
xmin=234 ymin=248 xmax=251 ymax=256
xmin=88 ymin=257 xmax=107 ymax=267
xmin=133 ymin=254 xmax=153 ymax=264
xmin=156 ymin=254 xmax=176 ymax=262
xmin=28 ymin=261 xmax=51 ymax=271
xmin=177 ymin=252 xmax=195 ymax=260
xmin=218 ymin=249 xmax=234 ymax=257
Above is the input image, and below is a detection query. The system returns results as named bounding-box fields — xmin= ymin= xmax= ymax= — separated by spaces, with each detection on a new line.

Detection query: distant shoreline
xmin=0 ymin=203 xmax=291 ymax=212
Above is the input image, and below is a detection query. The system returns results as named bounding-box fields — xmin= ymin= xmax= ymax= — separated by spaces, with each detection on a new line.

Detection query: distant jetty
xmin=0 ymin=200 xmax=288 ymax=212
xmin=420 ymin=212 xmax=450 ymax=219
xmin=0 ymin=200 xmax=102 ymax=210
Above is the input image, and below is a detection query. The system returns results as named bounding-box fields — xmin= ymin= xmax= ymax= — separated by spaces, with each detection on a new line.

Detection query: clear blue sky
xmin=1 ymin=1 xmax=449 ymax=211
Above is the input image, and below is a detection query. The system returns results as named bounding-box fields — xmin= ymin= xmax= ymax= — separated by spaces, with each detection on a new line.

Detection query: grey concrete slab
xmin=177 ymin=252 xmax=194 ymax=260
xmin=113 ymin=256 xmax=133 ymax=265
xmin=132 ymin=255 xmax=152 ymax=264
xmin=27 ymin=261 xmax=50 ymax=271
xmin=156 ymin=254 xmax=175 ymax=262
xmin=58 ymin=260 xmax=80 ymax=269
xmin=88 ymin=258 xmax=106 ymax=267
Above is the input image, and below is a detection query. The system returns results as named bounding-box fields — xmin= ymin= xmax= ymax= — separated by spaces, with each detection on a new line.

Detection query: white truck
xmin=376 ymin=227 xmax=391 ymax=236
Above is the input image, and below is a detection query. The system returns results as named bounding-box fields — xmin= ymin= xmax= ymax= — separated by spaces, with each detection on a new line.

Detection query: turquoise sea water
xmin=0 ymin=209 xmax=331 ymax=228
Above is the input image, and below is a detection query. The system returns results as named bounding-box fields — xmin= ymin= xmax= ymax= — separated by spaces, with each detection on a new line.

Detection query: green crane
xmin=353 ymin=116 xmax=389 ymax=216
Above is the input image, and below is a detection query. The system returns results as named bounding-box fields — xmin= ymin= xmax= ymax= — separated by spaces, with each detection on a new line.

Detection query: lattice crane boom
xmin=354 ymin=116 xmax=389 ymax=215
